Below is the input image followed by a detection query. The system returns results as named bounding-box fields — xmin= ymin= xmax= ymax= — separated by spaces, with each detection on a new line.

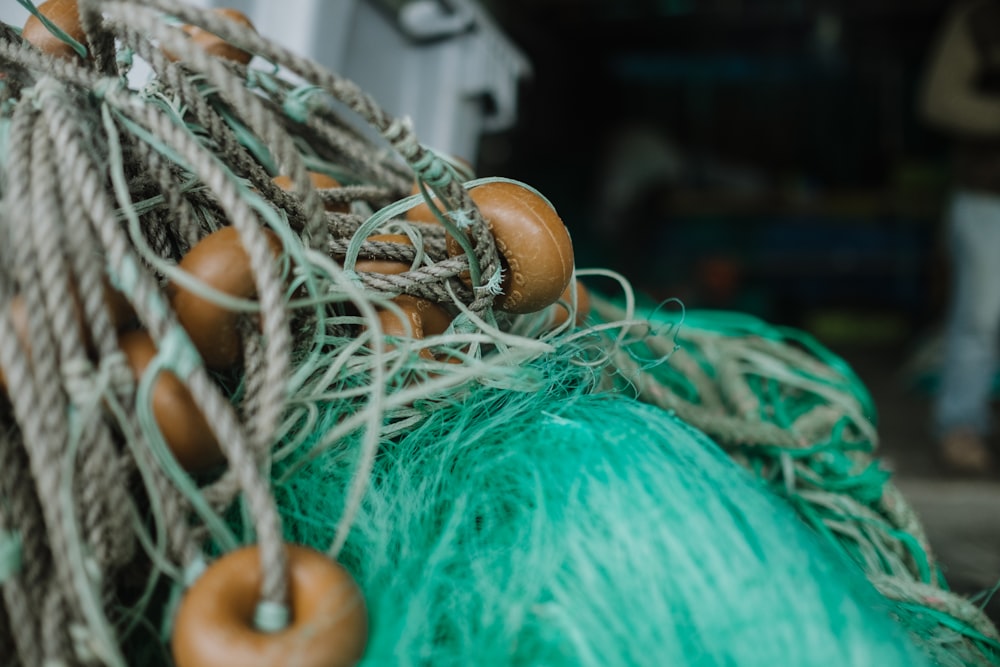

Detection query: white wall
xmin=0 ymin=0 xmax=530 ymax=162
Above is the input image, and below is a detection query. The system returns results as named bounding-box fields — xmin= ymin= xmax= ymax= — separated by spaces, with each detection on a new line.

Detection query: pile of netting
xmin=0 ymin=1 xmax=997 ymax=666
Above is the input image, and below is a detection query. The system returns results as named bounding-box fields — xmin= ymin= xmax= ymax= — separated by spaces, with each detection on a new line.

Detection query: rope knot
xmin=90 ymin=76 xmax=126 ymax=102
xmin=411 ymin=149 xmax=453 ymax=189
xmin=101 ymin=349 xmax=135 ymax=398
xmin=157 ymin=326 xmax=203 ymax=380
xmin=62 ymin=357 xmax=98 ymax=408
xmin=282 ymin=85 xmax=325 ymax=123
xmin=385 ymin=116 xmax=420 ymax=162
xmin=115 ymin=46 xmax=134 ymax=71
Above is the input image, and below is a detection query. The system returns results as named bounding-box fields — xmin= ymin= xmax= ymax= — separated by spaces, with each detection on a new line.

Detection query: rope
xmin=0 ymin=2 xmax=508 ymax=661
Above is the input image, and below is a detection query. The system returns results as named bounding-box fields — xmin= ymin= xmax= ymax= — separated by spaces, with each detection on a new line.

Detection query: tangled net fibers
xmin=0 ymin=1 xmax=996 ymax=665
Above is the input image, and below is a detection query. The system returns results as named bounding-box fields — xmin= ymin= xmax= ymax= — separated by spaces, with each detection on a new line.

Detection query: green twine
xmin=588 ymin=292 xmax=997 ymax=662
xmin=0 ymin=530 xmax=21 ymax=584
xmin=115 ymin=46 xmax=133 ymax=70
xmin=280 ymin=84 xmax=326 ymax=124
xmin=157 ymin=558 xmax=206 ymax=643
xmin=135 ymin=344 xmax=239 ymax=553
xmin=213 ymin=102 xmax=278 ymax=175
xmin=410 ymin=148 xmax=453 ymax=188
xmin=255 ymin=355 xmax=936 ymax=667
xmin=108 ymin=107 xmax=196 ymax=176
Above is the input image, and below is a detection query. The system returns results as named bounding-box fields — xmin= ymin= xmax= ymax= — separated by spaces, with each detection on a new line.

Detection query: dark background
xmin=470 ymin=1 xmax=1000 ymax=602
xmin=479 ymin=0 xmax=954 ymax=345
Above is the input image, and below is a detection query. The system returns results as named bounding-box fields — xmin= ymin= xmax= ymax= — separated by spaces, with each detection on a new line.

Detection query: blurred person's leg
xmin=934 ymin=190 xmax=1000 ymax=473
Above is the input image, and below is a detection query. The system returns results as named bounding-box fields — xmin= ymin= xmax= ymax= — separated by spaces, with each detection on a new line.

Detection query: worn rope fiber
xmin=0 ymin=1 xmax=996 ymax=666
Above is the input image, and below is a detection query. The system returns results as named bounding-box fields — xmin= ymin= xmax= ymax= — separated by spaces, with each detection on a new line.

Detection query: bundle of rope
xmin=0 ymin=1 xmax=995 ymax=666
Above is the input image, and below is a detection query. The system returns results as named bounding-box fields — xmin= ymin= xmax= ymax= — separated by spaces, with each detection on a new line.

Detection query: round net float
xmin=21 ymin=0 xmax=87 ymax=60
xmin=272 ymin=172 xmax=350 ymax=213
xmin=377 ymin=302 xmax=425 ymax=341
xmin=374 ymin=299 xmax=439 ymax=362
xmin=100 ymin=282 xmax=137 ymax=333
xmin=349 ymin=234 xmax=453 ymax=343
xmin=118 ymin=330 xmax=223 ymax=472
xmin=445 ymin=181 xmax=574 ymax=314
xmin=169 ymin=226 xmax=283 ymax=370
xmin=171 ymin=544 xmax=368 ymax=667
xmin=394 ymin=294 xmax=451 ymax=337
xmin=373 ymin=300 xmax=451 ymax=362
xmin=404 ymin=188 xmax=440 ymax=224
xmin=371 ymin=296 xmax=453 ymax=358
xmin=165 ymin=7 xmax=256 ymax=65
xmin=547 ymin=280 xmax=591 ymax=329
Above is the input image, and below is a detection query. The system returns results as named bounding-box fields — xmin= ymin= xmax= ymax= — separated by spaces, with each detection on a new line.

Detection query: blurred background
xmin=474 ymin=0 xmax=1000 ymax=601
xmin=476 ymin=0 xmax=1000 ymax=608
xmin=482 ymin=0 xmax=947 ymax=336
xmin=472 ymin=2 xmax=950 ymax=440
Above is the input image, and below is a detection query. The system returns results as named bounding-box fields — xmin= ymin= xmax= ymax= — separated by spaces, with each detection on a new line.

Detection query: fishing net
xmin=0 ymin=1 xmax=996 ymax=665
